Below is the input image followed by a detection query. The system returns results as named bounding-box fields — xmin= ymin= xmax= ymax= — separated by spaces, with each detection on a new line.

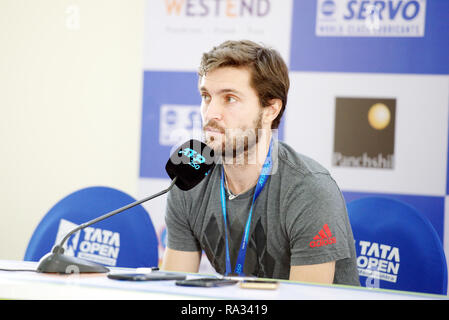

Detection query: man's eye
xmin=201 ymin=93 xmax=211 ymax=102
xmin=226 ymin=96 xmax=237 ymax=103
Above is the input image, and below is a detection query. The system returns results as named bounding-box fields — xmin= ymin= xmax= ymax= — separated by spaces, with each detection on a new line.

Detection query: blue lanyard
xmin=219 ymin=140 xmax=273 ymax=276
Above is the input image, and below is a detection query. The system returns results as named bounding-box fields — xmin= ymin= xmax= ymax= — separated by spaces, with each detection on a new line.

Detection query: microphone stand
xmin=37 ymin=177 xmax=177 ymax=274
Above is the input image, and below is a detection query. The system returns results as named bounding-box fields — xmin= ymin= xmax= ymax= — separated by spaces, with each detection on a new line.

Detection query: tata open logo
xmin=333 ymin=97 xmax=396 ymax=169
xmin=316 ymin=0 xmax=427 ymax=37
xmin=357 ymin=240 xmax=400 ymax=283
xmin=56 ymin=219 xmax=121 ymax=266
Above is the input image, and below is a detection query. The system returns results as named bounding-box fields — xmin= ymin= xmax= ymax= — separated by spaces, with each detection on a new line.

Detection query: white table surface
xmin=0 ymin=260 xmax=446 ymax=300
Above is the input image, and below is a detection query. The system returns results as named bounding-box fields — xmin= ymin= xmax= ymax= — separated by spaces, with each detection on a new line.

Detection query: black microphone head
xmin=165 ymin=139 xmax=216 ymax=191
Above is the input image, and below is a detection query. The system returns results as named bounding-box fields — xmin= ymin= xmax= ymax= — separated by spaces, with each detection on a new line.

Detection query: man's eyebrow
xmin=198 ymin=86 xmax=243 ymax=96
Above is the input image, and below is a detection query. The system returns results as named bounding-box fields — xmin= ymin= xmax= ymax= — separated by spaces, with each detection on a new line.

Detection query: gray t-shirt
xmin=165 ymin=140 xmax=360 ymax=286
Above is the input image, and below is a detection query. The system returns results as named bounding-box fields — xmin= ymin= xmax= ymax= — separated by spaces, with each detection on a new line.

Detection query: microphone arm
xmin=56 ymin=177 xmax=177 ymax=254
xmin=37 ymin=177 xmax=177 ymax=273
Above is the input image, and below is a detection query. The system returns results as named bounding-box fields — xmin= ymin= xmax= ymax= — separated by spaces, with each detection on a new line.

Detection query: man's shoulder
xmin=276 ymin=140 xmax=330 ymax=178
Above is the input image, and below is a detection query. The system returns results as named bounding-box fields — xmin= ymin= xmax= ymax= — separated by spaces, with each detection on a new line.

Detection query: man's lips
xmin=204 ymin=127 xmax=224 ymax=134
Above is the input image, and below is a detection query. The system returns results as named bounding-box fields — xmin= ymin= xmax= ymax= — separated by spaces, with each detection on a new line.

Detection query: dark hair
xmin=198 ymin=40 xmax=289 ymax=129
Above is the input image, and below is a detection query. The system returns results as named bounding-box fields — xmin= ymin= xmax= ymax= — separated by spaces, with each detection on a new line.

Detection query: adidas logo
xmin=309 ymin=224 xmax=337 ymax=248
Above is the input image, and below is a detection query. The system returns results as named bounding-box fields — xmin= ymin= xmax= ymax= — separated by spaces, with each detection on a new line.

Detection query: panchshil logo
xmin=333 ymin=97 xmax=396 ymax=169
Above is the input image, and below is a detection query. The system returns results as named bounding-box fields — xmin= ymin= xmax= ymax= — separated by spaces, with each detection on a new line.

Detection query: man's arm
xmin=289 ymin=261 xmax=335 ymax=284
xmin=161 ymin=248 xmax=202 ymax=273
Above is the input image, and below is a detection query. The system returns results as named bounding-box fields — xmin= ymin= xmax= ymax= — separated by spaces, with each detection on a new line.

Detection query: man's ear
xmin=263 ymin=98 xmax=283 ymax=125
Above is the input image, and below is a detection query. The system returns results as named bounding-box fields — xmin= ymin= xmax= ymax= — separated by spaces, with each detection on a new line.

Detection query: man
xmin=162 ymin=40 xmax=360 ymax=286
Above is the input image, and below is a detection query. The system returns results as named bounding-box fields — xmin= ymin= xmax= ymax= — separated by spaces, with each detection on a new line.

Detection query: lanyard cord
xmin=219 ymin=140 xmax=273 ymax=276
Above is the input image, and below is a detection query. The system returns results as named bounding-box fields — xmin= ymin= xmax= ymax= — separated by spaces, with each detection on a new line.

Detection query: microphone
xmin=166 ymin=139 xmax=216 ymax=190
xmin=37 ymin=139 xmax=215 ymax=273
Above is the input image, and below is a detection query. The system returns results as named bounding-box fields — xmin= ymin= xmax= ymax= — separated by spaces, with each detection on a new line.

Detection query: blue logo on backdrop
xmin=159 ymin=105 xmax=202 ymax=147
xmin=290 ymin=1 xmax=449 ymax=74
xmin=321 ymin=0 xmax=336 ymax=16
xmin=140 ymin=72 xmax=202 ymax=178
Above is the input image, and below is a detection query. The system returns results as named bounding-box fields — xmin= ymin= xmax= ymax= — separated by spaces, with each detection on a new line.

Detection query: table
xmin=0 ymin=260 xmax=446 ymax=301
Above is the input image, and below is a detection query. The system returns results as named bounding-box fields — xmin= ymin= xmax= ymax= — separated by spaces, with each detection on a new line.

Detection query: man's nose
xmin=203 ymin=98 xmax=223 ymax=123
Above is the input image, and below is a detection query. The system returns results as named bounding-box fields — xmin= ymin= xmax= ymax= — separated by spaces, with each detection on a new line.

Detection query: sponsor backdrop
xmin=138 ymin=0 xmax=449 ymax=290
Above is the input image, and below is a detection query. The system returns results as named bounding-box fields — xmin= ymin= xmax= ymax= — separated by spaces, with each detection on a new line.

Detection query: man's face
xmin=199 ymin=66 xmax=266 ymax=160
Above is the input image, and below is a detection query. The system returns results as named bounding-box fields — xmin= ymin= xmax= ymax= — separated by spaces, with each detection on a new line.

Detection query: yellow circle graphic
xmin=368 ymin=103 xmax=391 ymax=130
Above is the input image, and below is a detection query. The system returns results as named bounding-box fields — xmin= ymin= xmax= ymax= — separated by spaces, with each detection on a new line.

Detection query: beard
xmin=203 ymin=111 xmax=264 ymax=164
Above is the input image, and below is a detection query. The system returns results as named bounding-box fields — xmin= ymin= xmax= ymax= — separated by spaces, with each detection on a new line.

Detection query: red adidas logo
xmin=309 ymin=224 xmax=337 ymax=248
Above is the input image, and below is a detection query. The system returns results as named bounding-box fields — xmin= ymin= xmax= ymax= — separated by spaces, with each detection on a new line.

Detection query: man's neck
xmin=223 ymin=132 xmax=272 ymax=196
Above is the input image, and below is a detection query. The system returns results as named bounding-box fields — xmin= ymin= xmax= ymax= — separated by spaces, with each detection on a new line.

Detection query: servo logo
xmin=356 ymin=240 xmax=400 ymax=283
xmin=316 ymin=0 xmax=427 ymax=37
xmin=332 ymin=97 xmax=396 ymax=169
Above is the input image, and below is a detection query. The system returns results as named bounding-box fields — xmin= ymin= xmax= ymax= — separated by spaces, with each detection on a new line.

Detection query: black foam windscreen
xmin=165 ymin=139 xmax=216 ymax=191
